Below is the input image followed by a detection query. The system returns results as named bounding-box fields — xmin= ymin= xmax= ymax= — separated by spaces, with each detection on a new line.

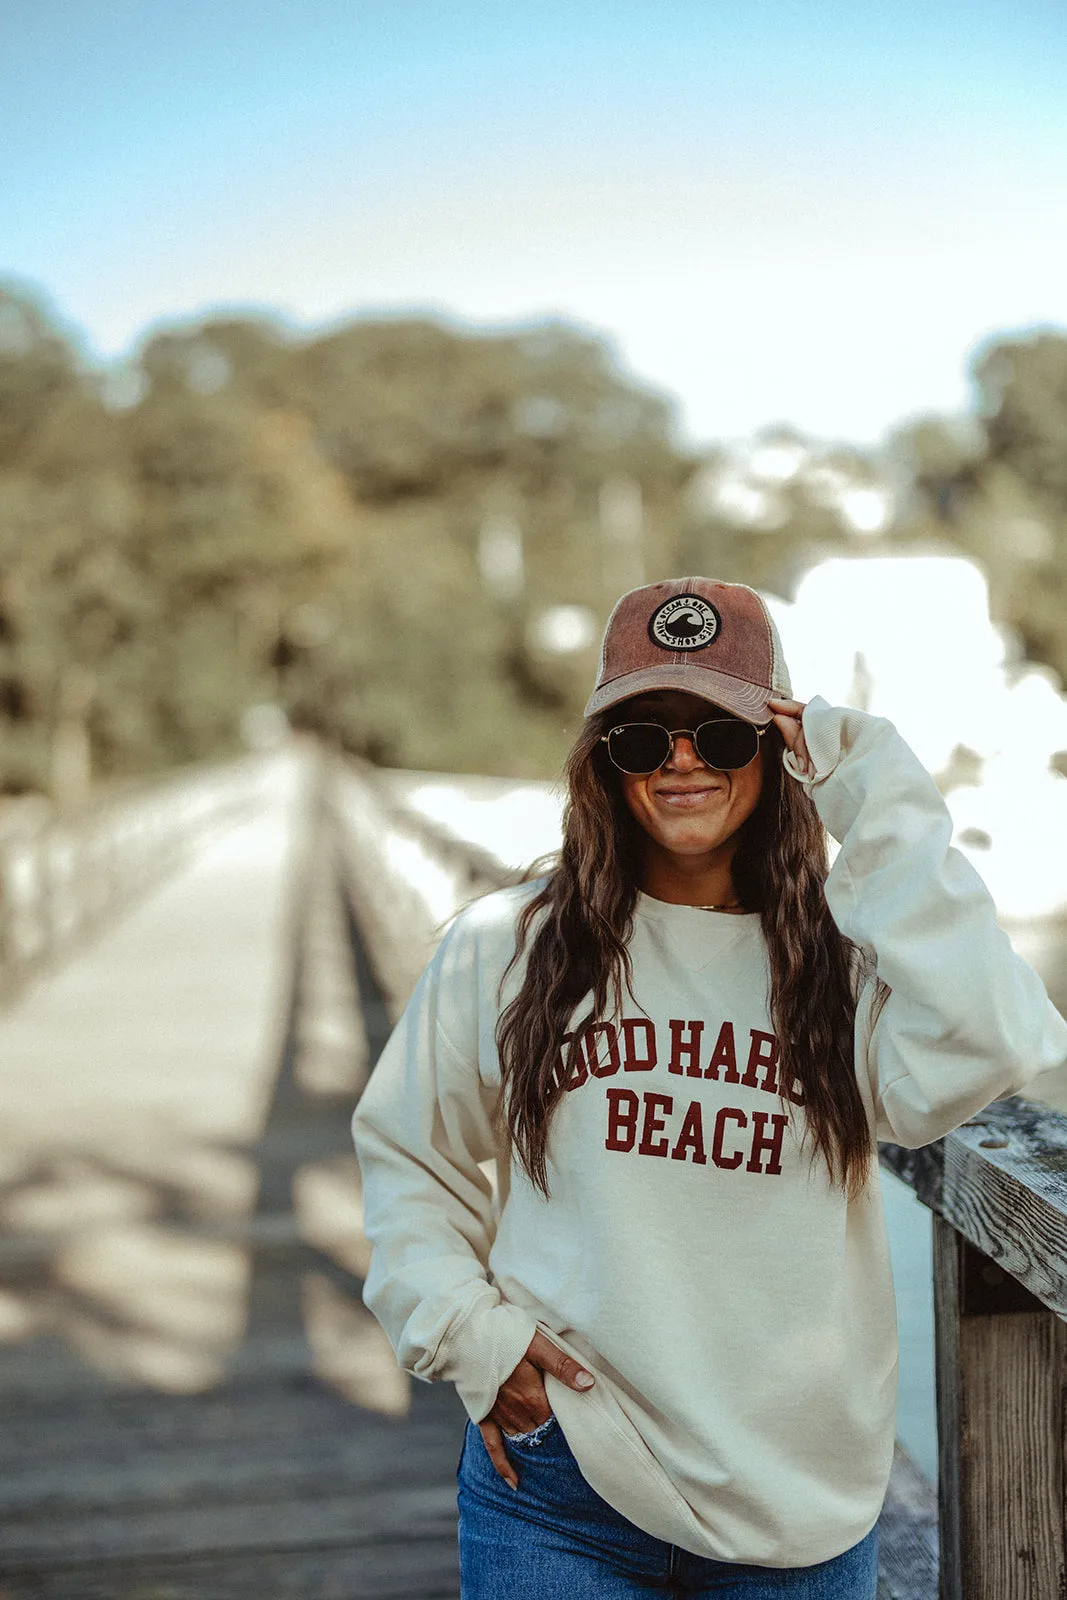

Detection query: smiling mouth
xmin=655 ymin=785 xmax=725 ymax=801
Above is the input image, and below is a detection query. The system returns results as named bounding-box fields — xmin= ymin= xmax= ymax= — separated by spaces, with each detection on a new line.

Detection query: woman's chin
xmin=653 ymin=825 xmax=735 ymax=860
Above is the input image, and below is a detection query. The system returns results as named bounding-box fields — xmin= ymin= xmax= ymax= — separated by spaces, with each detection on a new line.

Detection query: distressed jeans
xmin=457 ymin=1417 xmax=879 ymax=1598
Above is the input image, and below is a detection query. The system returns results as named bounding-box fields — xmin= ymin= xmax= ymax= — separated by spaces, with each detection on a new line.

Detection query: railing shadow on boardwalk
xmin=0 ymin=781 xmax=467 ymax=1600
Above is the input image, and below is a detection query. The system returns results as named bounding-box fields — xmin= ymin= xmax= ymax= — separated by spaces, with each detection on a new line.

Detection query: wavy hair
xmin=496 ymin=709 xmax=889 ymax=1203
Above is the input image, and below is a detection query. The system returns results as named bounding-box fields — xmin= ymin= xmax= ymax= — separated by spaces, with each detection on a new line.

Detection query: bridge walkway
xmin=0 ymin=751 xmax=465 ymax=1598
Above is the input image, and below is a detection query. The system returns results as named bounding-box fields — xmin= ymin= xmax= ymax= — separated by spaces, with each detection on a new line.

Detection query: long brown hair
xmin=496 ymin=708 xmax=889 ymax=1203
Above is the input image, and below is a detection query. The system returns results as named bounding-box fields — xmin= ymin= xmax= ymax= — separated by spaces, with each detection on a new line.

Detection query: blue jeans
xmin=457 ymin=1417 xmax=879 ymax=1598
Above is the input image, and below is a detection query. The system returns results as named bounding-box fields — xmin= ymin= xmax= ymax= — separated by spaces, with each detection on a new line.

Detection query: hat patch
xmin=648 ymin=594 xmax=720 ymax=651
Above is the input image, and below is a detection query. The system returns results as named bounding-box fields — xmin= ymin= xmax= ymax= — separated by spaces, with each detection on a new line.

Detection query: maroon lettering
xmin=668 ymin=1019 xmax=705 ymax=1078
xmin=622 ymin=1017 xmax=657 ymax=1072
xmin=670 ymin=1100 xmax=707 ymax=1164
xmin=742 ymin=1029 xmax=780 ymax=1094
xmin=704 ymin=1020 xmax=740 ymax=1083
xmin=584 ymin=1022 xmax=621 ymax=1078
xmin=638 ymin=1092 xmax=673 ymax=1156
xmin=746 ymin=1110 xmax=789 ymax=1175
xmin=712 ymin=1106 xmax=747 ymax=1169
xmin=559 ymin=1032 xmax=588 ymax=1092
xmin=605 ymin=1088 xmax=639 ymax=1151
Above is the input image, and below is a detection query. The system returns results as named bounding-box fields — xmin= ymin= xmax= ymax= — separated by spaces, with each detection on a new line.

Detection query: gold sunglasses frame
xmin=600 ymin=720 xmax=766 ymax=774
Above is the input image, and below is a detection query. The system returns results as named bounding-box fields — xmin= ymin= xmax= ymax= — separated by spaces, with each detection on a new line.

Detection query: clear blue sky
xmin=2 ymin=0 xmax=1065 ymax=443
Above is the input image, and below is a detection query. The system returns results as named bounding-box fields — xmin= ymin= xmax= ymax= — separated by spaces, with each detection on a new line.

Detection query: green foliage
xmin=977 ymin=333 xmax=1067 ymax=507
xmin=894 ymin=329 xmax=1067 ymax=684
xmin=1 ymin=278 xmax=1066 ymax=793
xmin=0 ymin=287 xmax=695 ymax=789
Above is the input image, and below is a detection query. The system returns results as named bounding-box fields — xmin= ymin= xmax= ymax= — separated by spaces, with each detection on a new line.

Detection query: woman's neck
xmin=639 ymin=843 xmax=742 ymax=909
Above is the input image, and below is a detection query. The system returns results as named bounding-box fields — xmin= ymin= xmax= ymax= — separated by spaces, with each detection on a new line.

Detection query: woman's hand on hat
xmin=768 ymin=696 xmax=812 ymax=777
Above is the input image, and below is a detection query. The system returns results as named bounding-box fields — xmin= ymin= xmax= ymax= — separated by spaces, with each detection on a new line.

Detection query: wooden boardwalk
xmin=0 ymin=753 xmax=464 ymax=1598
xmin=0 ymin=749 xmax=948 ymax=1597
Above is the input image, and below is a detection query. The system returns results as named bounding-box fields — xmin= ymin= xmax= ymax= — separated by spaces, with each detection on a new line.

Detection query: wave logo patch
xmin=648 ymin=595 xmax=721 ymax=651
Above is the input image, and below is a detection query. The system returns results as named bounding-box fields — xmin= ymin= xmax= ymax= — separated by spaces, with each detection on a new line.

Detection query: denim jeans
xmin=457 ymin=1416 xmax=879 ymax=1598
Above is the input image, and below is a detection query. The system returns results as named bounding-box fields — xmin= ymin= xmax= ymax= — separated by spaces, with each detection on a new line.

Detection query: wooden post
xmin=933 ymin=1214 xmax=1067 ymax=1598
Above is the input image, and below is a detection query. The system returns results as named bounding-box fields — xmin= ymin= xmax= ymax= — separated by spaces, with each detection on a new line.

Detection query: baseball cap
xmin=584 ymin=578 xmax=792 ymax=725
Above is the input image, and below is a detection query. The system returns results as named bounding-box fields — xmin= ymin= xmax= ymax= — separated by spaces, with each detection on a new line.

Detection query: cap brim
xmin=584 ymin=663 xmax=773 ymax=724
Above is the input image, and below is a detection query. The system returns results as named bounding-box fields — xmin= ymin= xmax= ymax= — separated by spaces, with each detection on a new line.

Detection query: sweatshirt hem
xmin=545 ymin=1362 xmax=891 ymax=1567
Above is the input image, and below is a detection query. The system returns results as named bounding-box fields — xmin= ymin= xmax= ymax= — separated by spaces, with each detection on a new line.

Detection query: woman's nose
xmin=664 ymin=733 xmax=703 ymax=771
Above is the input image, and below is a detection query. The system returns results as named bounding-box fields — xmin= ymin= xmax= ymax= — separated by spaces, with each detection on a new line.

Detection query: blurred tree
xmin=140 ymin=313 xmax=695 ymax=772
xmin=0 ymin=291 xmax=700 ymax=786
xmin=0 ymin=287 xmax=83 ymax=467
xmin=893 ymin=331 xmax=1067 ymax=684
xmin=3 ymin=279 xmax=1066 ymax=791
xmin=118 ymin=378 xmax=356 ymax=765
xmin=977 ymin=332 xmax=1067 ymax=509
xmin=0 ymin=286 xmax=148 ymax=789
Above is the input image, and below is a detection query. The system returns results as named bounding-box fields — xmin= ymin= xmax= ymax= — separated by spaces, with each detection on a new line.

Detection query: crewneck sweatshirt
xmin=352 ymin=697 xmax=1067 ymax=1567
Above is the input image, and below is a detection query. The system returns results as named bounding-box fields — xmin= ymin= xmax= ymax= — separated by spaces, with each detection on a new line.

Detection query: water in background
xmin=881 ymin=1170 xmax=937 ymax=1481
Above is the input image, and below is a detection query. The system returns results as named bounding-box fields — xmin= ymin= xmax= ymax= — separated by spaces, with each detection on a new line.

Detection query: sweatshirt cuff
xmin=438 ymin=1297 xmax=540 ymax=1423
xmin=781 ymin=695 xmax=842 ymax=787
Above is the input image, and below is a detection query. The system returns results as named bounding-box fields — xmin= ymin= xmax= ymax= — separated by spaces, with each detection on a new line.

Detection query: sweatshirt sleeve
xmin=351 ymin=909 xmax=538 ymax=1422
xmin=783 ymin=695 xmax=1067 ymax=1148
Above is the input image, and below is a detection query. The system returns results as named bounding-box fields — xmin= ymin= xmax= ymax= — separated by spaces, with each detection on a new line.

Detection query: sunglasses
xmin=601 ymin=719 xmax=765 ymax=774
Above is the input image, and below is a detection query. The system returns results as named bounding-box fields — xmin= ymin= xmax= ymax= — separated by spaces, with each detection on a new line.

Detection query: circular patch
xmin=648 ymin=594 xmax=721 ymax=651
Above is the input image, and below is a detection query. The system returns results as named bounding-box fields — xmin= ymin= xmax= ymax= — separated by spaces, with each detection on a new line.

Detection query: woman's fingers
xmin=778 ymin=723 xmax=812 ymax=774
xmin=482 ymin=1333 xmax=595 ymax=1482
xmin=478 ymin=1418 xmax=519 ymax=1490
xmin=527 ymin=1328 xmax=595 ymax=1392
xmin=770 ymin=710 xmax=805 ymax=760
xmin=767 ymin=697 xmax=812 ymax=775
xmin=767 ymin=697 xmax=805 ymax=747
xmin=486 ymin=1355 xmax=554 ymax=1435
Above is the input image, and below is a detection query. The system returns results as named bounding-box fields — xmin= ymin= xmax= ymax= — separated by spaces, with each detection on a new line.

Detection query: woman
xmin=353 ymin=577 xmax=1067 ymax=1598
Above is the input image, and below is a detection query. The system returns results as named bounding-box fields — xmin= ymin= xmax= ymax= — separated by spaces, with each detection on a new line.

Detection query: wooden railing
xmin=0 ymin=755 xmax=275 ymax=1003
xmin=881 ymin=1098 xmax=1067 ymax=1599
xmin=329 ymin=757 xmax=520 ymax=1022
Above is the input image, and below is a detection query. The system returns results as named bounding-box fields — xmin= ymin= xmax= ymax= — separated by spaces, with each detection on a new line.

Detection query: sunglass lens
xmin=695 ymin=721 xmax=759 ymax=769
xmin=607 ymin=724 xmax=672 ymax=773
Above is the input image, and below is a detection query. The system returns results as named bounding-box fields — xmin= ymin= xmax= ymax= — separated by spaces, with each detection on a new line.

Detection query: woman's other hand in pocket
xmin=478 ymin=1329 xmax=594 ymax=1488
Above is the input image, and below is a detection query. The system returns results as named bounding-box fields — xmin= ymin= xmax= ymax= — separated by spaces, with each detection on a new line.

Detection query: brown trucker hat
xmin=584 ymin=578 xmax=792 ymax=725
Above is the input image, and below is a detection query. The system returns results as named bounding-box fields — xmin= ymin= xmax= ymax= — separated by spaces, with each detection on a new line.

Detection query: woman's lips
xmin=654 ymin=785 xmax=725 ymax=808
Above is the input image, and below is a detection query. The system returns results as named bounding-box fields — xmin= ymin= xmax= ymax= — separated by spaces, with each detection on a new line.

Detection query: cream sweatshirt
xmin=351 ymin=697 xmax=1067 ymax=1567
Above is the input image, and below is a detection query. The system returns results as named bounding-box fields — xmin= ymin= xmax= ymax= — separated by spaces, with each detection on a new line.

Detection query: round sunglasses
xmin=601 ymin=719 xmax=765 ymax=774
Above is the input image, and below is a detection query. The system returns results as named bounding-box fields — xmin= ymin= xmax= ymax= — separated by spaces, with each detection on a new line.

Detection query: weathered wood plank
xmin=0 ymin=1484 xmax=458 ymax=1566
xmin=0 ymin=1381 xmax=466 ymax=1519
xmin=933 ymin=1213 xmax=963 ymax=1600
xmin=881 ymin=1095 xmax=1067 ymax=1319
xmin=0 ymin=1536 xmax=460 ymax=1600
xmin=933 ymin=1214 xmax=1067 ymax=1600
